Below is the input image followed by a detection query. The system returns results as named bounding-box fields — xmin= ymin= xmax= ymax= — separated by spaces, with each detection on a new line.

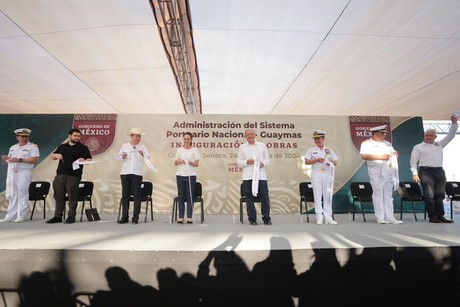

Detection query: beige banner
xmin=3 ymin=114 xmax=409 ymax=216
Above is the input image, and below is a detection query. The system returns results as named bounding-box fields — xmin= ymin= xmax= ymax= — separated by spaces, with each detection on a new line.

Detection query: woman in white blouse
xmin=174 ymin=132 xmax=200 ymax=224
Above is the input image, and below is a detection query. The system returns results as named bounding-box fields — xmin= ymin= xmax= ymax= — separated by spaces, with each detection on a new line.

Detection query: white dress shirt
xmin=118 ymin=142 xmax=151 ymax=176
xmin=410 ymin=123 xmax=458 ymax=175
xmin=237 ymin=141 xmax=270 ymax=180
xmin=175 ymin=147 xmax=200 ymax=176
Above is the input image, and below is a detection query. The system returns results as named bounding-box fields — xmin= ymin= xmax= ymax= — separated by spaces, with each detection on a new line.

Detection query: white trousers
xmin=311 ymin=169 xmax=334 ymax=221
xmin=5 ymin=170 xmax=32 ymax=220
xmin=368 ymin=166 xmax=395 ymax=221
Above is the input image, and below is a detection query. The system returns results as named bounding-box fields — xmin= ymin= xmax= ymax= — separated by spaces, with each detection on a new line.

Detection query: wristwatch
xmin=19 ymin=158 xmax=22 ymax=163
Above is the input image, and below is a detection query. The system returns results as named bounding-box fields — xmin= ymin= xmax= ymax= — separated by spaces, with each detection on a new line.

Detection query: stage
xmin=1 ymin=212 xmax=460 ymax=306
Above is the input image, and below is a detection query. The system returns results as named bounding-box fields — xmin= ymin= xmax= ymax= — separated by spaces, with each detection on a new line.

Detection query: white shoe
xmin=387 ymin=218 xmax=403 ymax=225
xmin=316 ymin=219 xmax=324 ymax=225
xmin=0 ymin=217 xmax=14 ymax=223
xmin=377 ymin=219 xmax=387 ymax=224
xmin=14 ymin=217 xmax=26 ymax=223
xmin=325 ymin=219 xmax=338 ymax=225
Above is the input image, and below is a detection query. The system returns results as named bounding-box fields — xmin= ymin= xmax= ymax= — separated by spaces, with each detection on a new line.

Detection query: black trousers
xmin=52 ymin=174 xmax=81 ymax=217
xmin=120 ymin=174 xmax=143 ymax=221
xmin=419 ymin=167 xmax=446 ymax=219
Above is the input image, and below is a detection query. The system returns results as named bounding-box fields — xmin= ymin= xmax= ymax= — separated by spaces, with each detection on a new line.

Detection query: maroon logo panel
xmin=349 ymin=116 xmax=391 ymax=151
xmin=73 ymin=114 xmax=117 ymax=156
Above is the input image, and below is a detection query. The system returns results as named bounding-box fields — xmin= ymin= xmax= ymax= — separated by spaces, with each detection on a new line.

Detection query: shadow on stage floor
xmin=1 ymin=213 xmax=460 ymax=306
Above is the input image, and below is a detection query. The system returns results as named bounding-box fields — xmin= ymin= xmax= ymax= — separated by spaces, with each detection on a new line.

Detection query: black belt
xmin=419 ymin=166 xmax=443 ymax=170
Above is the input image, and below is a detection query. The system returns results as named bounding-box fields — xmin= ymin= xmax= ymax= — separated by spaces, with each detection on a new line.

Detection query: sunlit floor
xmin=1 ymin=212 xmax=459 ymax=252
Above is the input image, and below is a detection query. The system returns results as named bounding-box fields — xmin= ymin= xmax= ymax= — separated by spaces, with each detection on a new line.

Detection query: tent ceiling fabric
xmin=1 ymin=0 xmax=460 ymax=119
xmin=0 ymin=0 xmax=184 ymax=114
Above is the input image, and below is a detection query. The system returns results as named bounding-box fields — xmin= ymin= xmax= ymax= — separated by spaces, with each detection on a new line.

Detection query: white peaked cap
xmin=312 ymin=129 xmax=326 ymax=138
xmin=369 ymin=125 xmax=387 ymax=133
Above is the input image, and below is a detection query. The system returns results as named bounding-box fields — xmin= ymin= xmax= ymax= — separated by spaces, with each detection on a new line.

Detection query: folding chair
xmin=398 ymin=181 xmax=424 ymax=221
xmin=29 ymin=181 xmax=51 ymax=220
xmin=445 ymin=181 xmax=460 ymax=220
xmin=64 ymin=181 xmax=94 ymax=222
xmin=299 ymin=182 xmax=314 ymax=223
xmin=350 ymin=182 xmax=373 ymax=222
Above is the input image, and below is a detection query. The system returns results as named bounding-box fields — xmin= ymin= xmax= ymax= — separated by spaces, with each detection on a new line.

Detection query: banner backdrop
xmin=0 ymin=114 xmax=420 ymax=217
xmin=73 ymin=114 xmax=117 ymax=156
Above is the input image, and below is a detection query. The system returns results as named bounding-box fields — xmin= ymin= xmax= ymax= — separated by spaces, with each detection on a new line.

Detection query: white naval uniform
xmin=360 ymin=138 xmax=397 ymax=221
xmin=4 ymin=142 xmax=39 ymax=221
xmin=305 ymin=145 xmax=338 ymax=221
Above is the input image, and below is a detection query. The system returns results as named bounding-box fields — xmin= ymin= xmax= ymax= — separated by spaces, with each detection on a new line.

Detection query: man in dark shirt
xmin=46 ymin=128 xmax=92 ymax=224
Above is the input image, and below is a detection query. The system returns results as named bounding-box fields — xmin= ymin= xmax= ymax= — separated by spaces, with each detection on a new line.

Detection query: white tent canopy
xmin=1 ymin=0 xmax=459 ymax=119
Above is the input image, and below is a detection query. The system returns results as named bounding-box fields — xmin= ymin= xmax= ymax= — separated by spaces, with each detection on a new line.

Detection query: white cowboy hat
xmin=127 ymin=127 xmax=146 ymax=136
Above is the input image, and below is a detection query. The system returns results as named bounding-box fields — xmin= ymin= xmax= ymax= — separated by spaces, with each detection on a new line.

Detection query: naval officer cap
xmin=369 ymin=125 xmax=388 ymax=133
xmin=312 ymin=130 xmax=326 ymax=138
xmin=14 ymin=128 xmax=31 ymax=136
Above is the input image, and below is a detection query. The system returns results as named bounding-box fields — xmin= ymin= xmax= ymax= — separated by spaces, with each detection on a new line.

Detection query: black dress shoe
xmin=429 ymin=218 xmax=442 ymax=223
xmin=264 ymin=221 xmax=272 ymax=225
xmin=64 ymin=216 xmax=76 ymax=224
xmin=117 ymin=218 xmax=129 ymax=224
xmin=439 ymin=216 xmax=454 ymax=223
xmin=249 ymin=221 xmax=257 ymax=226
xmin=131 ymin=220 xmax=138 ymax=224
xmin=46 ymin=216 xmax=62 ymax=224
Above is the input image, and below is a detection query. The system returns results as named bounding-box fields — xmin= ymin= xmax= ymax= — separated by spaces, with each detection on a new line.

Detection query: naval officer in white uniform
xmin=304 ymin=130 xmax=338 ymax=225
xmin=360 ymin=125 xmax=402 ymax=224
xmin=1 ymin=128 xmax=40 ymax=223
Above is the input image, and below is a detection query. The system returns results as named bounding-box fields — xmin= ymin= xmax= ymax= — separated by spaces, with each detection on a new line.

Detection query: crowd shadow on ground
xmin=14 ymin=234 xmax=460 ymax=307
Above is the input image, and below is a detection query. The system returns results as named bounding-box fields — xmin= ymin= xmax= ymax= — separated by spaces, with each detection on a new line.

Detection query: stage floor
xmin=1 ymin=212 xmax=460 ymax=252
xmin=2 ymin=212 xmax=460 ymax=306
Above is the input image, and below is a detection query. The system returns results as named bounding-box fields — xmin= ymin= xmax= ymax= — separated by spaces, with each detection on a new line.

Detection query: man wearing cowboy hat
xmin=117 ymin=127 xmax=151 ymax=224
xmin=1 ymin=128 xmax=40 ymax=223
